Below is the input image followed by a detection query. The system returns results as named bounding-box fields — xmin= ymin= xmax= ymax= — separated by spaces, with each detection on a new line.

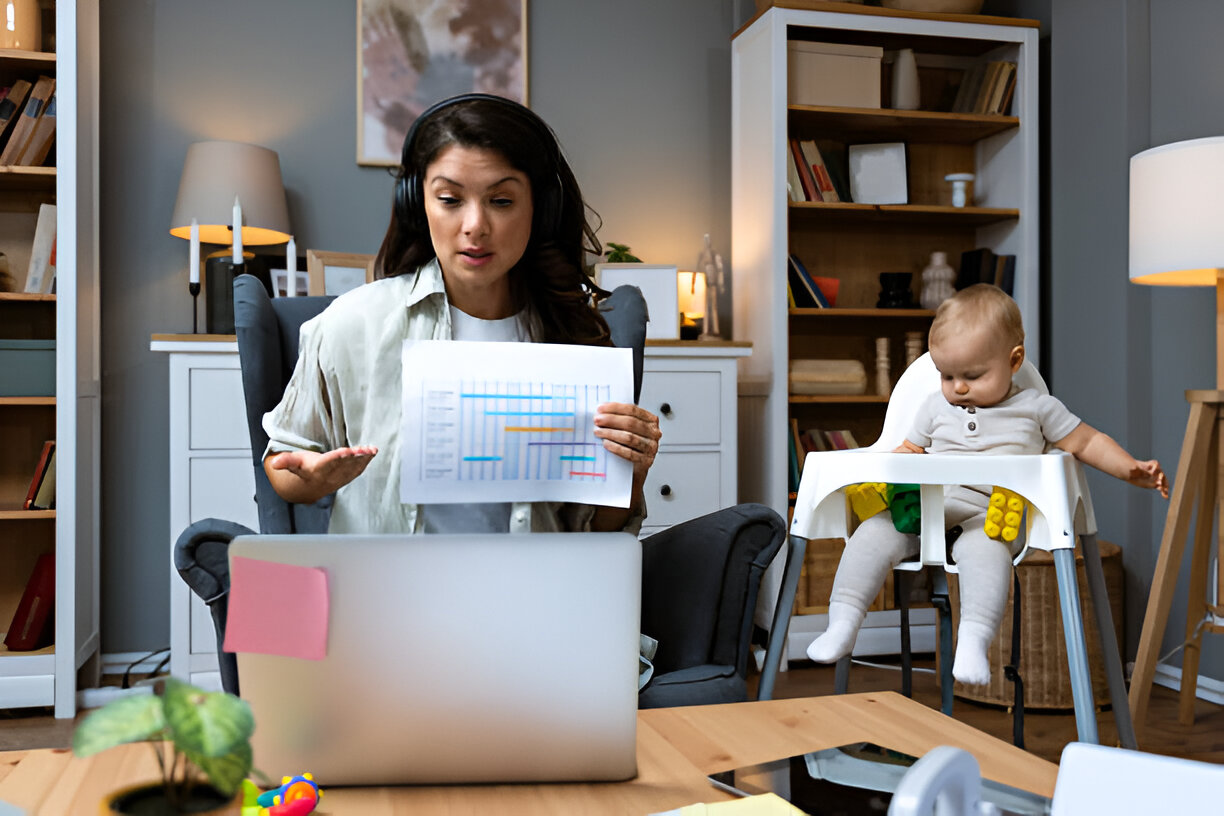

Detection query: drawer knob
xmin=660 ymin=484 xmax=672 ymax=497
xmin=659 ymin=402 xmax=673 ymax=418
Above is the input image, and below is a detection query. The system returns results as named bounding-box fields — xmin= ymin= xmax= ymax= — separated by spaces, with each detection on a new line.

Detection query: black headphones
xmin=393 ymin=93 xmax=566 ymax=239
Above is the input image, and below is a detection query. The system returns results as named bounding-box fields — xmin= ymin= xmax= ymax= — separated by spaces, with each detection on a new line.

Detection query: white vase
xmin=892 ymin=48 xmax=920 ymax=111
xmin=920 ymin=251 xmax=955 ymax=311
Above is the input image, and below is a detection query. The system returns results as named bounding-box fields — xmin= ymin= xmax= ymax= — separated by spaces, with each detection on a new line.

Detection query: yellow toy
xmin=846 ymin=482 xmax=889 ymax=522
xmin=984 ymin=487 xmax=1026 ymax=542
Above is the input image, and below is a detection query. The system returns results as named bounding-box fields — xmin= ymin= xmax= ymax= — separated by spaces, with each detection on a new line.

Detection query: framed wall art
xmin=306 ymin=250 xmax=376 ymax=296
xmin=357 ymin=0 xmax=528 ymax=166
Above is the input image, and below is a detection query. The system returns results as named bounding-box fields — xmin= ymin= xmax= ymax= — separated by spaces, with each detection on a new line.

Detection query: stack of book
xmin=951 ymin=60 xmax=1017 ymax=116
xmin=786 ymin=254 xmax=839 ymax=309
xmin=957 ymin=247 xmax=1016 ymax=296
xmin=0 ymin=74 xmax=56 ymax=167
xmin=789 ymin=359 xmax=867 ymax=396
xmin=785 ymin=138 xmax=852 ymax=203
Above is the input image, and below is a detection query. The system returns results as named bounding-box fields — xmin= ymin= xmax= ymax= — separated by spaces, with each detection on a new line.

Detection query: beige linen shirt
xmin=262 ymin=259 xmax=644 ymax=535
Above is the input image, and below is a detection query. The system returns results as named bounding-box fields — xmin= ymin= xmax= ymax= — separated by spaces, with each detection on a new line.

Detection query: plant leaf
xmin=72 ymin=694 xmax=165 ymax=757
xmin=163 ymin=677 xmax=254 ymax=759
xmin=188 ymin=740 xmax=253 ymax=797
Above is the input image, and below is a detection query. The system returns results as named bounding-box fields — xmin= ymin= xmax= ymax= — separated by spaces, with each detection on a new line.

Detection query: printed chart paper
xmin=400 ymin=341 xmax=634 ymax=506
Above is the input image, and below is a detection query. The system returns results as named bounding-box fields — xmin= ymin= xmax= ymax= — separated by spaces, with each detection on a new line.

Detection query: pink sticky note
xmin=223 ymin=556 xmax=329 ymax=660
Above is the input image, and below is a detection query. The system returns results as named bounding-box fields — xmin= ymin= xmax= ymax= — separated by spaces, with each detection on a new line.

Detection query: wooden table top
xmin=0 ymin=693 xmax=1057 ymax=815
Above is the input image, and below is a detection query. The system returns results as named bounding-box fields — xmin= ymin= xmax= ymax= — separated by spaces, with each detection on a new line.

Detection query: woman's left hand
xmin=594 ymin=402 xmax=662 ymax=484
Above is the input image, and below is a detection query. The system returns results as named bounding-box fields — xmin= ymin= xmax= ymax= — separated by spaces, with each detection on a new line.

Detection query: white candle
xmin=232 ymin=196 xmax=243 ymax=264
xmin=189 ymin=218 xmax=200 ymax=285
xmin=286 ymin=235 xmax=297 ymax=297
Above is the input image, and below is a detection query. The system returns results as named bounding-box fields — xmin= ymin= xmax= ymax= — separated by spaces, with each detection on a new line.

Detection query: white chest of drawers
xmin=152 ymin=336 xmax=749 ymax=688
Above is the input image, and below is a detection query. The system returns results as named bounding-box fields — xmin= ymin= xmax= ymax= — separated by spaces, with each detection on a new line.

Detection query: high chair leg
xmin=834 ymin=655 xmax=851 ymax=695
xmin=1053 ymin=547 xmax=1099 ymax=743
xmin=930 ymin=570 xmax=954 ymax=716
xmin=1081 ymin=533 xmax=1137 ymax=749
xmin=896 ymin=571 xmax=913 ymax=698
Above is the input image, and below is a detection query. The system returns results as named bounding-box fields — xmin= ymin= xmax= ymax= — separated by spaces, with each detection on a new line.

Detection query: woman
xmin=261 ymin=94 xmax=660 ymax=535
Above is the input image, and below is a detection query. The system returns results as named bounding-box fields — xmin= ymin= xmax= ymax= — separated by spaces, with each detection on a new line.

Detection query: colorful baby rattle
xmin=241 ymin=773 xmax=322 ymax=816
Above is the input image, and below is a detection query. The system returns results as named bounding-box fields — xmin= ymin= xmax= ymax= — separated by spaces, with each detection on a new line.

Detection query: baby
xmin=806 ymin=284 xmax=1168 ymax=685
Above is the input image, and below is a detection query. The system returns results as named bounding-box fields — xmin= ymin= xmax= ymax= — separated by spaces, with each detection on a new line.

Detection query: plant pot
xmin=101 ymin=782 xmax=240 ymax=816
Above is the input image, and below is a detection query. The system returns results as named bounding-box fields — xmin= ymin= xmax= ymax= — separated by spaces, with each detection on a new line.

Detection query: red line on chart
xmin=569 ymin=471 xmax=606 ymax=478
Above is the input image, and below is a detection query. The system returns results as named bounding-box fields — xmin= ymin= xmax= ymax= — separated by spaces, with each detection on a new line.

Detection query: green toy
xmin=885 ymin=483 xmax=921 ymax=534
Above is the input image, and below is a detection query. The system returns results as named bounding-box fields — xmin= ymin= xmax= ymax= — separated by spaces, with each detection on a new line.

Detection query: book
xmin=973 ymin=61 xmax=1004 ymax=114
xmin=787 ymin=256 xmax=819 ymax=308
xmin=23 ymin=202 xmax=55 ymax=294
xmin=986 ymin=63 xmax=1016 ymax=115
xmin=22 ymin=440 xmax=54 ymax=510
xmin=813 ymin=139 xmax=852 ymax=202
xmin=957 ymin=247 xmax=995 ymax=290
xmin=791 ymin=417 xmax=807 ymax=475
xmin=789 ymin=253 xmax=829 ymax=307
xmin=994 ymin=253 xmax=1016 ymax=296
xmin=788 ymin=139 xmax=820 ymax=201
xmin=786 ymin=279 xmax=796 ymax=309
xmin=15 ymin=88 xmax=54 ymax=166
xmin=787 ymin=428 xmax=801 ymax=493
xmin=996 ymin=64 xmax=1018 ymax=115
xmin=30 ymin=445 xmax=56 ymax=510
xmin=798 ymin=140 xmax=840 ymax=202
xmin=803 ymin=428 xmax=829 ymax=453
xmin=0 ymin=79 xmax=32 ymax=146
xmin=952 ymin=62 xmax=986 ymax=113
xmin=4 ymin=553 xmax=55 ymax=651
xmin=0 ymin=74 xmax=52 ymax=165
xmin=785 ymin=143 xmax=805 ymax=203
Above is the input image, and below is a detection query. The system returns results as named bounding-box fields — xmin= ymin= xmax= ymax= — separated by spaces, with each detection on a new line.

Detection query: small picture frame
xmin=270 ymin=268 xmax=310 ymax=298
xmin=594 ymin=263 xmax=680 ymax=340
xmin=306 ymin=250 xmax=376 ymax=296
xmin=848 ymin=142 xmax=908 ymax=205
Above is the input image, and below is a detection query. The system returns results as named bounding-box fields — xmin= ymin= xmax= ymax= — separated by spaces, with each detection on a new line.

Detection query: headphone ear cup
xmin=395 ymin=172 xmax=423 ymax=231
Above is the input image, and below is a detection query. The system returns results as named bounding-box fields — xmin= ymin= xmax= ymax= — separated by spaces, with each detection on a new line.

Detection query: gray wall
xmin=98 ymin=0 xmax=747 ymax=652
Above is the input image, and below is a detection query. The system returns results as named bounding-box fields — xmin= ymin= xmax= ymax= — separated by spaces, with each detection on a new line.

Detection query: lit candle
xmin=232 ymin=196 xmax=243 ymax=264
xmin=189 ymin=218 xmax=199 ymax=285
xmin=286 ymin=235 xmax=297 ymax=297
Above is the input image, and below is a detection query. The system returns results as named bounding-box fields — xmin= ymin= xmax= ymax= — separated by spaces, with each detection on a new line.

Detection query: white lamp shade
xmin=169 ymin=140 xmax=291 ymax=245
xmin=1130 ymin=135 xmax=1224 ymax=286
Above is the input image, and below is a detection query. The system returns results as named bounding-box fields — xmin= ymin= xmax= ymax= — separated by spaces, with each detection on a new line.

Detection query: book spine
xmin=22 ymin=439 xmax=54 ymax=510
xmin=4 ymin=553 xmax=55 ymax=651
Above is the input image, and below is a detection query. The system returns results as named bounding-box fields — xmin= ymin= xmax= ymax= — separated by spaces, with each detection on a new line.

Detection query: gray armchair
xmin=175 ymin=274 xmax=801 ymax=707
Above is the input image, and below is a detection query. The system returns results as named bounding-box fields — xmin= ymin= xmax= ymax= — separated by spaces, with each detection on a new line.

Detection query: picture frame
xmin=306 ymin=250 xmax=376 ymax=296
xmin=356 ymin=0 xmax=529 ymax=167
xmin=848 ymin=142 xmax=908 ymax=205
xmin=270 ymin=267 xmax=310 ymax=298
xmin=594 ymin=263 xmax=680 ymax=340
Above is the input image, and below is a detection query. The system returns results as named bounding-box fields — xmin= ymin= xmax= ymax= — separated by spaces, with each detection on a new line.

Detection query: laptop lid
xmin=229 ymin=532 xmax=641 ymax=786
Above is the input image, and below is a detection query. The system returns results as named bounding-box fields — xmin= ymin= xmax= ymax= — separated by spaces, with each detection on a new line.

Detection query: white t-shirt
xmin=418 ymin=305 xmax=529 ymax=533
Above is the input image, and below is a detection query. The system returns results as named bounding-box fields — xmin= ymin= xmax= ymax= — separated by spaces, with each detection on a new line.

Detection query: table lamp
xmin=170 ymin=140 xmax=291 ymax=333
xmin=677 ymin=269 xmax=706 ymax=340
xmin=1127 ymin=135 xmax=1224 ymax=738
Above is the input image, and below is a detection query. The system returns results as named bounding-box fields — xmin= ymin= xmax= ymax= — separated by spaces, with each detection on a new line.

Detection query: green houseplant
xmin=603 ymin=242 xmax=642 ymax=263
xmin=73 ymin=677 xmax=255 ymax=815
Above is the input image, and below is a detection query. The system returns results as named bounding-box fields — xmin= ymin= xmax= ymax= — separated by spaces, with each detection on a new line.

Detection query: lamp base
xmin=204 ymin=252 xmax=272 ymax=333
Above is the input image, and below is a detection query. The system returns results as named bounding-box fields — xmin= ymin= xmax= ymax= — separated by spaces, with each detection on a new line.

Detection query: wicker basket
xmin=946 ymin=540 xmax=1123 ymax=710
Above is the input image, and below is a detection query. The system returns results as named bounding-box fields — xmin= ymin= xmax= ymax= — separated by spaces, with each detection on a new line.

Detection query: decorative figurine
xmin=875 ymin=336 xmax=891 ymax=398
xmin=945 ymin=172 xmax=975 ymax=207
xmin=877 ymin=271 xmax=916 ymax=308
xmin=920 ymin=250 xmax=956 ymax=311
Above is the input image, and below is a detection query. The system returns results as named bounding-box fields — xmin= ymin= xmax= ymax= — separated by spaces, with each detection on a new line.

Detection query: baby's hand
xmin=1129 ymin=459 xmax=1169 ymax=499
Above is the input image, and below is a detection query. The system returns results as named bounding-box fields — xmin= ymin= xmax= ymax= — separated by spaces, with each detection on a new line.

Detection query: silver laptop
xmin=229 ymin=532 xmax=641 ymax=786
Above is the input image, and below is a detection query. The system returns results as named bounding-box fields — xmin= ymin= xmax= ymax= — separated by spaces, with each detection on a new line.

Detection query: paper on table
xmin=400 ymin=340 xmax=634 ymax=506
xmin=223 ymin=556 xmax=329 ymax=660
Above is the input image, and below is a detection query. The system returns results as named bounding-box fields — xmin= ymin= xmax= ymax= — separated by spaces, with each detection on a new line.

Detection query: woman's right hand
xmin=264 ymin=446 xmax=378 ymax=504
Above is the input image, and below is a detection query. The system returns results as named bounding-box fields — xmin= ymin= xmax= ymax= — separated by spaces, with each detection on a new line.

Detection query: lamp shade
xmin=169 ymin=140 xmax=291 ymax=245
xmin=1130 ymin=135 xmax=1224 ymax=286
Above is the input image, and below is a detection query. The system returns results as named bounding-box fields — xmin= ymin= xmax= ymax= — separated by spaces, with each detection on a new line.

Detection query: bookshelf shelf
xmin=0 ymin=397 xmax=55 ymax=407
xmin=789 ymin=394 xmax=890 ymax=405
xmin=790 ymin=308 xmax=936 ymax=318
xmin=0 ymin=292 xmax=55 ymax=302
xmin=0 ymin=509 xmax=54 ymax=520
xmin=788 ymin=105 xmax=1019 ymax=143
xmin=790 ymin=202 xmax=1019 ymax=226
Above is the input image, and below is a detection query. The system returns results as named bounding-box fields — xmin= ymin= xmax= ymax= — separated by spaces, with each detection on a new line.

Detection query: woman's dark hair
xmin=375 ymin=96 xmax=610 ymax=346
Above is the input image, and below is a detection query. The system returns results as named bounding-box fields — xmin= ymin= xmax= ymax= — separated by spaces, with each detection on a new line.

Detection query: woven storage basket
xmin=945 ymin=540 xmax=1123 ymax=709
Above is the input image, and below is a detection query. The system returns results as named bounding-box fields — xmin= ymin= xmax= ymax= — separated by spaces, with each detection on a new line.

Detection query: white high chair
xmin=789 ymin=353 xmax=1135 ymax=747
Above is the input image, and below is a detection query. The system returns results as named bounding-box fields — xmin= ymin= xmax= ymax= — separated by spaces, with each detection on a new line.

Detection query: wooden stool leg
xmin=1081 ymin=533 xmax=1136 ymax=749
xmin=1130 ymin=400 xmax=1216 ymax=742
xmin=1180 ymin=447 xmax=1217 ymax=724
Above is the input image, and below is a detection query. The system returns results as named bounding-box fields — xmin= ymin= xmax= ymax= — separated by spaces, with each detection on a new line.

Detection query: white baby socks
xmin=805 ymin=601 xmax=865 ymax=663
xmin=951 ymin=619 xmax=996 ymax=686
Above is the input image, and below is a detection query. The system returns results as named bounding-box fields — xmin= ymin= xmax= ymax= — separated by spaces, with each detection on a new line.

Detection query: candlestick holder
xmin=204 ymin=251 xmax=273 ymax=333
xmin=189 ymin=281 xmax=200 ymax=334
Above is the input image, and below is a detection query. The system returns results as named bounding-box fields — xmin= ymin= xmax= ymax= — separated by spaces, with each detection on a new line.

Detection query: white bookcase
xmin=732 ymin=3 xmax=1040 ymax=659
xmin=0 ymin=0 xmax=102 ymax=718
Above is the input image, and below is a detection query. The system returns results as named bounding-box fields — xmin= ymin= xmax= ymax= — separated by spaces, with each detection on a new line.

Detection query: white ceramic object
xmin=945 ymin=172 xmax=975 ymax=208
xmin=920 ymin=251 xmax=955 ymax=311
xmin=891 ymin=48 xmax=920 ymax=110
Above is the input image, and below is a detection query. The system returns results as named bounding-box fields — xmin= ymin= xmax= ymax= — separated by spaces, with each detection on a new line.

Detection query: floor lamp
xmin=1127 ymin=135 xmax=1224 ymax=740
